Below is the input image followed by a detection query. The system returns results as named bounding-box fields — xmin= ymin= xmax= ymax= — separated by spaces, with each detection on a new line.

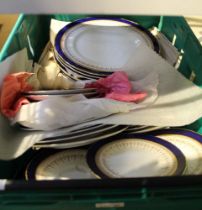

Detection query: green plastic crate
xmin=0 ymin=14 xmax=202 ymax=210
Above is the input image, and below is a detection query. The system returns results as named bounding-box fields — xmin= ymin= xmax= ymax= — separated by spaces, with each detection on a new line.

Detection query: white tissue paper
xmin=150 ymin=27 xmax=180 ymax=66
xmin=13 ymin=71 xmax=158 ymax=130
xmin=91 ymin=44 xmax=202 ymax=127
xmin=0 ymin=48 xmax=33 ymax=87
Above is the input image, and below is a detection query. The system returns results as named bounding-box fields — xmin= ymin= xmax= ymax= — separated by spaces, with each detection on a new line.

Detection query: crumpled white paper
xmin=150 ymin=27 xmax=180 ymax=66
xmin=12 ymin=72 xmax=158 ymax=130
xmin=90 ymin=44 xmax=202 ymax=127
xmin=0 ymin=48 xmax=33 ymax=88
xmin=0 ymin=113 xmax=110 ymax=160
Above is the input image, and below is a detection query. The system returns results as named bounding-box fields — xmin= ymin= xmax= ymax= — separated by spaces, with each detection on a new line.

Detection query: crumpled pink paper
xmin=85 ymin=71 xmax=147 ymax=102
xmin=0 ymin=72 xmax=33 ymax=118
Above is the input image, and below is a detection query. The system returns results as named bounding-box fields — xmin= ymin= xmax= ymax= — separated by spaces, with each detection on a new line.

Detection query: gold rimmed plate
xmin=86 ymin=134 xmax=186 ymax=178
xmin=150 ymin=129 xmax=202 ymax=175
xmin=26 ymin=149 xmax=99 ymax=180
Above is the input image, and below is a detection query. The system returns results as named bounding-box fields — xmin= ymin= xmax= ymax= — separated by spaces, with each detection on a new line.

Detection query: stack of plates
xmin=33 ymin=124 xmax=128 ymax=149
xmin=21 ymin=87 xmax=129 ymax=148
xmin=23 ymin=88 xmax=100 ymax=99
xmin=26 ymin=129 xmax=202 ymax=180
xmin=26 ymin=133 xmax=186 ymax=180
xmin=54 ymin=17 xmax=160 ymax=80
xmin=124 ymin=125 xmax=166 ymax=134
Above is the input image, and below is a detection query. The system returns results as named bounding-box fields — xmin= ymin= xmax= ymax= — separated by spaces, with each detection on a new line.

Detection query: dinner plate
xmin=69 ymin=124 xmax=107 ymax=133
xmin=55 ymin=55 xmax=101 ymax=80
xmin=60 ymin=66 xmax=87 ymax=81
xmin=26 ymin=149 xmax=99 ymax=180
xmin=56 ymin=58 xmax=97 ymax=81
xmin=86 ymin=134 xmax=186 ymax=178
xmin=54 ymin=55 xmax=89 ymax=80
xmin=39 ymin=124 xmax=119 ymax=144
xmin=55 ymin=17 xmax=159 ymax=73
xmin=33 ymin=125 xmax=128 ymax=149
xmin=55 ymin=49 xmax=109 ymax=78
xmin=25 ymin=92 xmax=99 ymax=100
xmin=56 ymin=56 xmax=107 ymax=77
xmin=151 ymin=129 xmax=202 ymax=175
xmin=57 ymin=59 xmax=102 ymax=80
xmin=126 ymin=125 xmax=150 ymax=131
xmin=125 ymin=126 xmax=166 ymax=134
xmin=19 ymin=123 xmax=104 ymax=132
xmin=23 ymin=88 xmax=98 ymax=95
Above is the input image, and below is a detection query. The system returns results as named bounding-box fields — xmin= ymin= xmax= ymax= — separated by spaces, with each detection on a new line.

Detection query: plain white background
xmin=0 ymin=0 xmax=201 ymax=15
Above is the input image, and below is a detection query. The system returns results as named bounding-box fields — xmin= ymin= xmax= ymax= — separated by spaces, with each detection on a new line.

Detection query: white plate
xmin=155 ymin=131 xmax=202 ymax=175
xmin=38 ymin=125 xmax=119 ymax=144
xmin=59 ymin=19 xmax=156 ymax=72
xmin=55 ymin=53 xmax=101 ymax=80
xmin=23 ymin=88 xmax=97 ymax=95
xmin=55 ymin=50 xmax=108 ymax=77
xmin=126 ymin=125 xmax=149 ymax=131
xmin=127 ymin=126 xmax=165 ymax=134
xmin=87 ymin=136 xmax=185 ymax=178
xmin=33 ymin=126 xmax=128 ymax=149
xmin=26 ymin=149 xmax=98 ymax=180
xmin=60 ymin=67 xmax=87 ymax=81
